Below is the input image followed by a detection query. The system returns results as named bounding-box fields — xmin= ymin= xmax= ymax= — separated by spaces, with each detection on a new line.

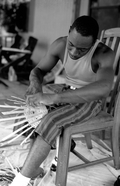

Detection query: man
xmin=10 ymin=16 xmax=115 ymax=186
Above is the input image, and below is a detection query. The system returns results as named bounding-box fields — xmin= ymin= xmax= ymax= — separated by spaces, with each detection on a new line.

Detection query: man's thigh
xmin=35 ymin=100 xmax=102 ymax=146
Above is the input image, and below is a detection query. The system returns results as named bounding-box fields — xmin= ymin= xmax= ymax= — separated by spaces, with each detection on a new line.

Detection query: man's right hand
xmin=25 ymin=85 xmax=42 ymax=99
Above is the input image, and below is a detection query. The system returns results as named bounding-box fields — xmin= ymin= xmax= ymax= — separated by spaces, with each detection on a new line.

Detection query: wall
xmin=79 ymin=0 xmax=90 ymax=16
xmin=90 ymin=0 xmax=120 ymax=38
xmin=29 ymin=0 xmax=74 ymax=64
xmin=33 ymin=0 xmax=73 ymax=44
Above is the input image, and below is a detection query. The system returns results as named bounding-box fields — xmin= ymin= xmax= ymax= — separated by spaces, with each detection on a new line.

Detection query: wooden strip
xmin=5 ymin=117 xmax=40 ymax=129
xmin=21 ymin=128 xmax=35 ymax=146
xmin=68 ymin=157 xmax=113 ymax=172
xmin=0 ymin=123 xmax=29 ymax=142
xmin=0 ymin=105 xmax=21 ymax=109
xmin=2 ymin=47 xmax=31 ymax=54
xmin=5 ymin=118 xmax=28 ymax=128
xmin=72 ymin=149 xmax=90 ymax=163
xmin=3 ymin=104 xmax=25 ymax=110
xmin=5 ymin=107 xmax=23 ymax=112
xmin=4 ymin=126 xmax=33 ymax=144
xmin=11 ymin=96 xmax=25 ymax=101
xmin=11 ymin=107 xmax=25 ymax=110
xmin=90 ymin=150 xmax=119 ymax=177
xmin=13 ymin=102 xmax=26 ymax=105
xmin=2 ymin=110 xmax=25 ymax=115
xmin=91 ymin=134 xmax=112 ymax=152
xmin=7 ymin=99 xmax=25 ymax=104
xmin=0 ymin=114 xmax=25 ymax=122
xmin=5 ymin=157 xmax=18 ymax=175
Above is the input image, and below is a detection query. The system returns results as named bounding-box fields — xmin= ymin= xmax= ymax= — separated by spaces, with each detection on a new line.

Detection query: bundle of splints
xmin=0 ymin=96 xmax=48 ymax=146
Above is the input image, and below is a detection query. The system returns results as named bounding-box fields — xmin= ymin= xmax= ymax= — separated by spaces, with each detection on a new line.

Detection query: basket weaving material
xmin=0 ymin=96 xmax=48 ymax=146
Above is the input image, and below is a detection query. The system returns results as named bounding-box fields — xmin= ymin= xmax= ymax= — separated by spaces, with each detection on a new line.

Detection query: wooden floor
xmin=0 ymin=78 xmax=119 ymax=186
xmin=0 ymin=78 xmax=28 ymax=100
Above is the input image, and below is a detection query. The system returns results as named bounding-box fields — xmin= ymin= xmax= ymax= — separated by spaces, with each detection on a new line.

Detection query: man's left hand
xmin=26 ymin=92 xmax=56 ymax=107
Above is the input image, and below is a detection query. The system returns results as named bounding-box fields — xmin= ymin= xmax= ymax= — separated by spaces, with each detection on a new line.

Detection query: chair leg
xmin=85 ymin=133 xmax=92 ymax=149
xmin=112 ymin=126 xmax=120 ymax=169
xmin=56 ymin=129 xmax=71 ymax=186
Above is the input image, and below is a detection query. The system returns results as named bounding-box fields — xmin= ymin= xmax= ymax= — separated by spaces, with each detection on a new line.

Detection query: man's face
xmin=67 ymin=28 xmax=94 ymax=60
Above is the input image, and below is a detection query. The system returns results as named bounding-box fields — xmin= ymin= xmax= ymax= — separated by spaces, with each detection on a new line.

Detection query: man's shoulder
xmin=96 ymin=42 xmax=113 ymax=55
xmin=51 ymin=36 xmax=67 ymax=50
xmin=49 ymin=36 xmax=67 ymax=59
xmin=94 ymin=41 xmax=115 ymax=67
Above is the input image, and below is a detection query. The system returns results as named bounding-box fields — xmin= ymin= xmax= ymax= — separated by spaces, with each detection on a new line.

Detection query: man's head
xmin=67 ymin=16 xmax=99 ymax=60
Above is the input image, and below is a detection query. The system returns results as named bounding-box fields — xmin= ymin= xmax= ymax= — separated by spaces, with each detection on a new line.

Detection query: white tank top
xmin=60 ymin=39 xmax=100 ymax=88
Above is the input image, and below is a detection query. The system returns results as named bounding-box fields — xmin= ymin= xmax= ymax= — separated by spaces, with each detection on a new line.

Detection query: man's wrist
xmin=30 ymin=80 xmax=42 ymax=91
xmin=53 ymin=93 xmax=61 ymax=104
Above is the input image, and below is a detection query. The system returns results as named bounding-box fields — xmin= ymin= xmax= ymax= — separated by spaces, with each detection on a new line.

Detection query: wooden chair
xmin=0 ymin=36 xmax=38 ymax=81
xmin=100 ymin=28 xmax=120 ymax=139
xmin=99 ymin=28 xmax=120 ymax=73
xmin=55 ymin=28 xmax=120 ymax=186
xmin=1 ymin=33 xmax=23 ymax=59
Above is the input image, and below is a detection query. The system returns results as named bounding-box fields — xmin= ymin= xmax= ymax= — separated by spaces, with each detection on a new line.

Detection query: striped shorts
xmin=35 ymin=84 xmax=103 ymax=146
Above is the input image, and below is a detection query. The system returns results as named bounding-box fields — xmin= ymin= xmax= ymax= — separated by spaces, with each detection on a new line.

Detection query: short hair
xmin=70 ymin=16 xmax=99 ymax=42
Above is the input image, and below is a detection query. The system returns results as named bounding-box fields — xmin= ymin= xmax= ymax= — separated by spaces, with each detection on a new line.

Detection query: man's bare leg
xmin=21 ymin=135 xmax=51 ymax=178
xmin=10 ymin=135 xmax=51 ymax=186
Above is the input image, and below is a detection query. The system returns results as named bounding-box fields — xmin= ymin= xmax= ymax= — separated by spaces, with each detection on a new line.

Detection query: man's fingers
xmin=26 ymin=95 xmax=34 ymax=105
xmin=26 ymin=95 xmax=41 ymax=107
xmin=24 ymin=90 xmax=33 ymax=100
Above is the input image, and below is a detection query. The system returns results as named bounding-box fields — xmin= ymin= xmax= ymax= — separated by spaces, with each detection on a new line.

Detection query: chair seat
xmin=86 ymin=111 xmax=113 ymax=123
xmin=66 ymin=111 xmax=114 ymax=135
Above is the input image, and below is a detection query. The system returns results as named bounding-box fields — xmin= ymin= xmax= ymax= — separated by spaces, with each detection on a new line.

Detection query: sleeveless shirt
xmin=60 ymin=39 xmax=100 ymax=88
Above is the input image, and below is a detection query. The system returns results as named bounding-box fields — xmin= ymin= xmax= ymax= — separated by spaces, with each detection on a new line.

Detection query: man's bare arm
xmin=53 ymin=48 xmax=115 ymax=104
xmin=27 ymin=65 xmax=114 ymax=106
xmin=27 ymin=38 xmax=65 ymax=94
xmin=28 ymin=68 xmax=45 ymax=93
xmin=54 ymin=67 xmax=114 ymax=104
